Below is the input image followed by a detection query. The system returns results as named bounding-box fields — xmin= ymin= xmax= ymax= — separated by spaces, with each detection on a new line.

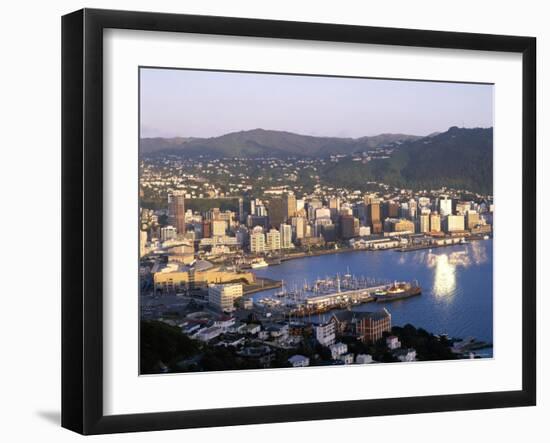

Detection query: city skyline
xmin=140 ymin=68 xmax=494 ymax=139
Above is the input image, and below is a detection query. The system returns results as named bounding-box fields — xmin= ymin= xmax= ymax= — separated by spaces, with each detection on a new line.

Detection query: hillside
xmin=140 ymin=129 xmax=421 ymax=158
xmin=322 ymin=127 xmax=493 ymax=194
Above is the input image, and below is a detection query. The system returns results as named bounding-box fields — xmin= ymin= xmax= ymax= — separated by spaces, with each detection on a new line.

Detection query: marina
xmin=251 ymin=239 xmax=493 ymax=352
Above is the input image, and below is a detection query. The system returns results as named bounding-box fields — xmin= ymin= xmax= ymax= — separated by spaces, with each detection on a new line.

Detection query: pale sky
xmin=140 ymin=67 xmax=493 ymax=139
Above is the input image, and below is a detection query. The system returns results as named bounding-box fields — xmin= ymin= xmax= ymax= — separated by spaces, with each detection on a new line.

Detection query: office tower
xmin=280 ymin=223 xmax=293 ymax=249
xmin=430 ymin=212 xmax=441 ymax=232
xmin=250 ymin=226 xmax=266 ymax=253
xmin=268 ymin=198 xmax=285 ymax=228
xmin=367 ymin=201 xmax=382 ymax=234
xmin=169 ymin=193 xmax=186 ymax=234
xmin=419 ymin=208 xmax=431 ymax=233
xmin=291 ymin=216 xmax=306 ymax=240
xmin=439 ymin=195 xmax=453 ymax=217
xmin=266 ymin=228 xmax=281 ymax=251
xmin=340 ymin=215 xmax=359 ymax=239
xmin=284 ymin=193 xmax=297 ymax=220
xmin=384 ymin=218 xmax=415 ymax=233
xmin=315 ymin=207 xmax=331 ymax=220
xmin=383 ymin=201 xmax=400 ymax=219
xmin=444 ymin=214 xmax=465 ymax=232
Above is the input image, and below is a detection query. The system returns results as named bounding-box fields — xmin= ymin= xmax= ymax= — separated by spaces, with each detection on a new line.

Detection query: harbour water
xmin=252 ymin=239 xmax=493 ymax=354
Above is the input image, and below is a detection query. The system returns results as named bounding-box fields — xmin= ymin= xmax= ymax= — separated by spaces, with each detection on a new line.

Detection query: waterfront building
xmin=358 ymin=226 xmax=371 ymax=237
xmin=160 ymin=225 xmax=177 ymax=242
xmin=153 ymin=261 xmax=255 ymax=292
xmin=250 ymin=226 xmax=266 ymax=253
xmin=356 ymin=309 xmax=392 ymax=344
xmin=280 ymin=223 xmax=293 ymax=249
xmin=419 ymin=208 xmax=431 ymax=233
xmin=466 ymin=210 xmax=480 ymax=229
xmin=268 ymin=197 xmax=285 ymax=228
xmin=266 ymin=228 xmax=281 ymax=251
xmin=208 ymin=283 xmax=243 ymax=312
xmin=430 ymin=212 xmax=441 ymax=232
xmin=288 ymin=355 xmax=310 ymax=368
xmin=384 ymin=218 xmax=415 ymax=233
xmin=314 ymin=322 xmax=336 ymax=346
xmin=439 ymin=195 xmax=453 ymax=217
xmin=444 ymin=214 xmax=465 ymax=232
xmin=212 ymin=219 xmax=227 ymax=237
xmin=169 ymin=192 xmax=186 ymax=234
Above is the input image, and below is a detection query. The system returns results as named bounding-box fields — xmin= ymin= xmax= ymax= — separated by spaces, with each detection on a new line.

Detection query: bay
xmin=251 ymin=239 xmax=493 ymax=352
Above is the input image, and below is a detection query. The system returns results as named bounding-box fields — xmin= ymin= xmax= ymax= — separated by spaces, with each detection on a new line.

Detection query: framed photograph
xmin=62 ymin=8 xmax=536 ymax=435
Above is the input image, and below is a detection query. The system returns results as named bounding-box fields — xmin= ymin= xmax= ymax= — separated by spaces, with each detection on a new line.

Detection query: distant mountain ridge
xmin=140 ymin=129 xmax=422 ymax=157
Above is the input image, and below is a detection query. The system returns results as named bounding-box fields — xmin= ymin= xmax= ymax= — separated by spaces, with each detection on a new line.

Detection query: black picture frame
xmin=62 ymin=8 xmax=536 ymax=435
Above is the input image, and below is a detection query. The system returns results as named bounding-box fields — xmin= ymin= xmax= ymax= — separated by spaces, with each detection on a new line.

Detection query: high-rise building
xmin=250 ymin=227 xmax=266 ymax=253
xmin=419 ymin=208 xmax=431 ymax=233
xmin=439 ymin=195 xmax=453 ymax=217
xmin=280 ymin=223 xmax=293 ymax=249
xmin=384 ymin=218 xmax=415 ymax=233
xmin=384 ymin=201 xmax=400 ymax=219
xmin=367 ymin=202 xmax=382 ymax=234
xmin=444 ymin=214 xmax=465 ymax=232
xmin=315 ymin=207 xmax=331 ymax=220
xmin=340 ymin=215 xmax=359 ymax=239
xmin=466 ymin=210 xmax=480 ymax=229
xmin=268 ymin=198 xmax=285 ymax=228
xmin=291 ymin=216 xmax=306 ymax=240
xmin=430 ymin=212 xmax=441 ymax=232
xmin=284 ymin=193 xmax=297 ymax=220
xmin=169 ymin=193 xmax=186 ymax=234
xmin=266 ymin=228 xmax=281 ymax=251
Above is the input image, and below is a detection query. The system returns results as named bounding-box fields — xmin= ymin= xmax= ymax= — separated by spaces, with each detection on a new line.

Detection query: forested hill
xmin=322 ymin=126 xmax=493 ymax=194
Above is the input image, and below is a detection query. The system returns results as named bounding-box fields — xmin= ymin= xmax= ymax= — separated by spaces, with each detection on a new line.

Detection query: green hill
xmin=322 ymin=127 xmax=493 ymax=194
xmin=140 ymin=129 xmax=421 ymax=158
